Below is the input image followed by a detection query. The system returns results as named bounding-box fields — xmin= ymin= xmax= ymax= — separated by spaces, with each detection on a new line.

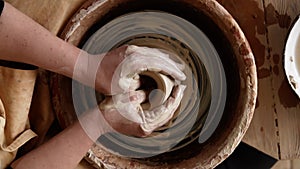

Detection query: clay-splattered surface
xmin=219 ymin=0 xmax=300 ymax=160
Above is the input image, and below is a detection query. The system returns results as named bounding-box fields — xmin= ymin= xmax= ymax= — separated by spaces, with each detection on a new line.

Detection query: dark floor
xmin=216 ymin=142 xmax=277 ymax=169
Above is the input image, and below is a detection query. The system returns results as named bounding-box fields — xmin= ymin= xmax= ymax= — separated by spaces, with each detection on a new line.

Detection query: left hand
xmin=93 ymin=45 xmax=186 ymax=95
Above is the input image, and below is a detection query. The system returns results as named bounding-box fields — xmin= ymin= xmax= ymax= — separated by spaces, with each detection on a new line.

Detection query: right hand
xmin=99 ymin=90 xmax=149 ymax=137
xmin=99 ymin=85 xmax=186 ymax=137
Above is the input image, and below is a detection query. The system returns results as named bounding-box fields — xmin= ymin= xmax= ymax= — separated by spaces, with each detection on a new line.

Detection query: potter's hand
xmin=99 ymin=85 xmax=186 ymax=136
xmin=99 ymin=90 xmax=149 ymax=137
xmin=140 ymin=85 xmax=186 ymax=134
xmin=97 ymin=45 xmax=186 ymax=95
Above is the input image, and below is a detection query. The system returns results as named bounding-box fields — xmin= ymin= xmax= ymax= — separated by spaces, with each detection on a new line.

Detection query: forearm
xmin=0 ymin=2 xmax=79 ymax=76
xmin=0 ymin=2 xmax=109 ymax=92
xmin=12 ymin=108 xmax=106 ymax=169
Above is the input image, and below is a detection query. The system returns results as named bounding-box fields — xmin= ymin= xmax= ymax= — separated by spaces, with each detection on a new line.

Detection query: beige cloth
xmin=0 ymin=1 xmax=93 ymax=168
xmin=24 ymin=69 xmax=56 ymax=150
xmin=0 ymin=66 xmax=37 ymax=168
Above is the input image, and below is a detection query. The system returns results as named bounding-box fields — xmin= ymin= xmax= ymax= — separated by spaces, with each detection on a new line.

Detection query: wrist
xmin=72 ymin=52 xmax=105 ymax=91
xmin=78 ymin=106 xmax=111 ymax=142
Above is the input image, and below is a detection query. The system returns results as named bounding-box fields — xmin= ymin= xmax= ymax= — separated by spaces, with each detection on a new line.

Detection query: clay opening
xmin=139 ymin=74 xmax=161 ymax=109
xmin=138 ymin=72 xmax=177 ymax=112
xmin=139 ymin=74 xmax=159 ymax=94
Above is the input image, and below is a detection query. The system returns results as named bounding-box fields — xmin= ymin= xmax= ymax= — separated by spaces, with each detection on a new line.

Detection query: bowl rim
xmin=283 ymin=14 xmax=300 ymax=99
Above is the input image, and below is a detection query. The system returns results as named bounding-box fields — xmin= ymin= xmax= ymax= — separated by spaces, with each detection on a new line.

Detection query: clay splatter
xmin=272 ymin=54 xmax=280 ymax=76
xmin=258 ymin=68 xmax=271 ymax=79
xmin=265 ymin=4 xmax=292 ymax=29
xmin=218 ymin=0 xmax=268 ymax=80
xmin=278 ymin=79 xmax=300 ymax=108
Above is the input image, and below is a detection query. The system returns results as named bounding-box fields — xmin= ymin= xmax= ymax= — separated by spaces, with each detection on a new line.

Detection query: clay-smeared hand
xmin=99 ymin=45 xmax=186 ymax=95
xmin=140 ymin=85 xmax=186 ymax=134
xmin=99 ymin=85 xmax=186 ymax=136
xmin=99 ymin=90 xmax=149 ymax=137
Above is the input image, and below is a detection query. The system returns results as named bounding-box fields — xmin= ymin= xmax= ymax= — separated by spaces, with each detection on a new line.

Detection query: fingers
xmin=114 ymin=90 xmax=146 ymax=104
xmin=100 ymin=86 xmax=186 ymax=136
xmin=156 ymin=48 xmax=186 ymax=72
xmin=129 ymin=90 xmax=147 ymax=104
xmin=101 ymin=107 xmax=146 ymax=136
xmin=100 ymin=91 xmax=145 ymax=112
xmin=117 ymin=74 xmax=140 ymax=93
xmin=171 ymin=85 xmax=186 ymax=99
xmin=100 ymin=90 xmax=146 ymax=124
xmin=165 ymin=85 xmax=186 ymax=111
xmin=122 ymin=45 xmax=187 ymax=81
xmin=140 ymin=85 xmax=186 ymax=133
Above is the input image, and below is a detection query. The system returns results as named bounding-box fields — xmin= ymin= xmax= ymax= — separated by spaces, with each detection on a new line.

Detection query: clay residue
xmin=217 ymin=0 xmax=267 ymax=74
xmin=265 ymin=4 xmax=292 ymax=29
xmin=258 ymin=68 xmax=271 ymax=79
xmin=264 ymin=4 xmax=297 ymax=108
xmin=65 ymin=0 xmax=108 ymax=40
xmin=239 ymin=42 xmax=250 ymax=56
xmin=230 ymin=26 xmax=242 ymax=40
xmin=272 ymin=54 xmax=280 ymax=76
xmin=278 ymin=80 xmax=300 ymax=108
xmin=273 ymin=54 xmax=280 ymax=64
xmin=272 ymin=65 xmax=280 ymax=76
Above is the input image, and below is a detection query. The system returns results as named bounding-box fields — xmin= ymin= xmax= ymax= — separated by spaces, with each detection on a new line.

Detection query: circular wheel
xmin=50 ymin=0 xmax=257 ymax=168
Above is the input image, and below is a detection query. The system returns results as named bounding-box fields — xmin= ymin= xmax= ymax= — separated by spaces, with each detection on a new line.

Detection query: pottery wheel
xmin=70 ymin=11 xmax=227 ymax=158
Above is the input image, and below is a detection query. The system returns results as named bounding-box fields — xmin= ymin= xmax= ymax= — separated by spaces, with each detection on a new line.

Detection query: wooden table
xmin=217 ymin=0 xmax=300 ymax=160
xmin=5 ymin=0 xmax=300 ymax=166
